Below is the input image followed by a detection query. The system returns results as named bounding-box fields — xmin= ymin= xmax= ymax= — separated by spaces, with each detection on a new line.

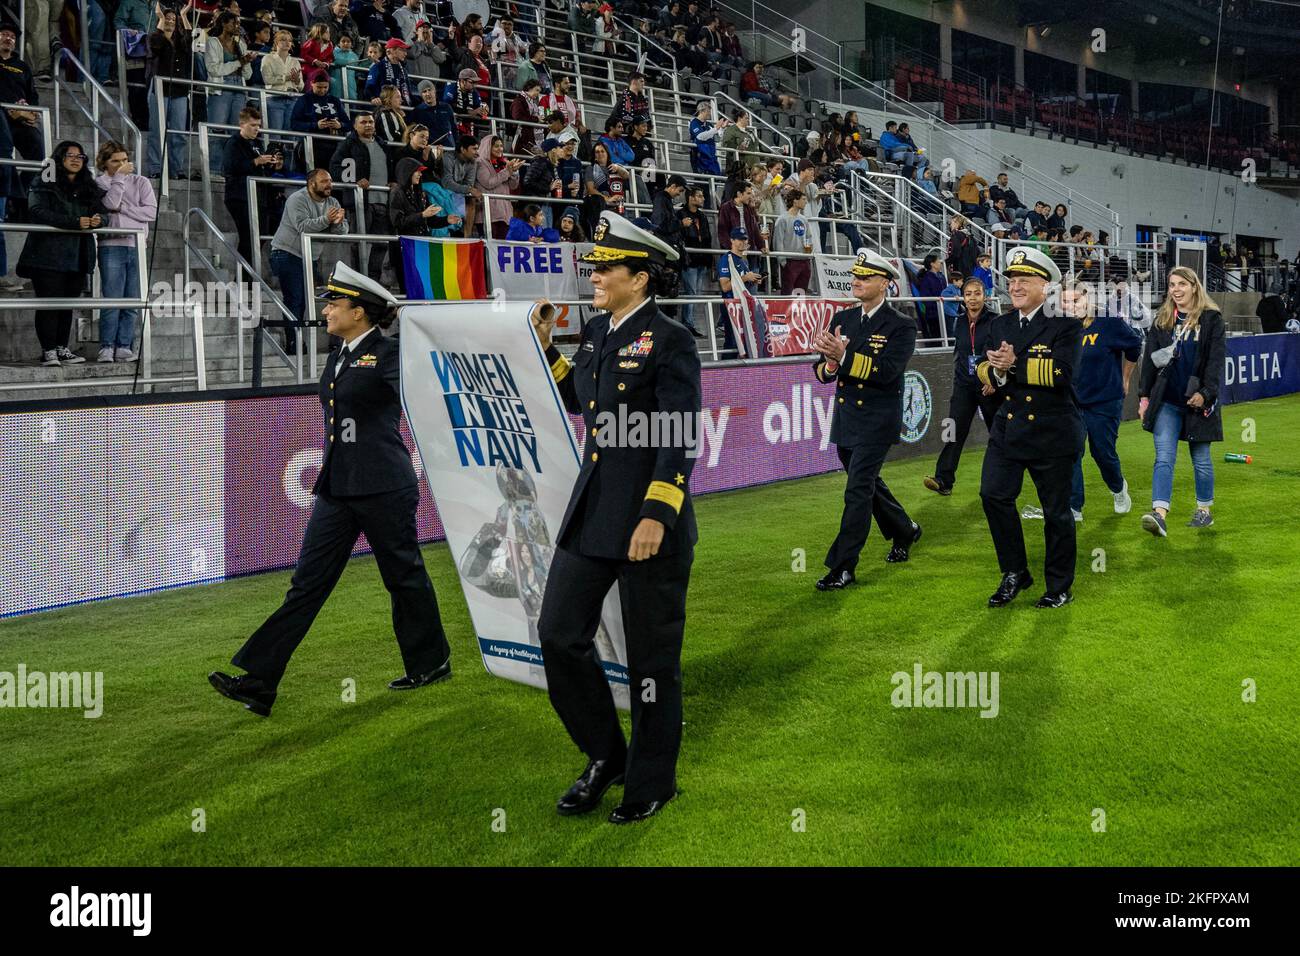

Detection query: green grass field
xmin=3 ymin=396 xmax=1298 ymax=866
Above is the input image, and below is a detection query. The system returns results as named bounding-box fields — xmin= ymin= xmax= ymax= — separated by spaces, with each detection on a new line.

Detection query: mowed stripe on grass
xmin=2 ymin=396 xmax=1297 ymax=866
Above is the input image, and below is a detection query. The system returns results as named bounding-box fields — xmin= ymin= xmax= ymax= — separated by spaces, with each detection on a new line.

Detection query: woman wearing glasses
xmin=16 ymin=141 xmax=107 ymax=366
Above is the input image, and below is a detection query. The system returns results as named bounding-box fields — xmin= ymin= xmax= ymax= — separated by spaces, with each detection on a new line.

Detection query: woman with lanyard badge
xmin=1137 ymin=267 xmax=1226 ymax=536
xmin=924 ymin=276 xmax=997 ymax=496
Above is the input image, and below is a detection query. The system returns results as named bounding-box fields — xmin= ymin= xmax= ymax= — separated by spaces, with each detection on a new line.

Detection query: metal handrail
xmin=52 ymin=48 xmax=143 ymax=169
xmin=713 ymin=89 xmax=793 ymax=158
xmin=182 ymin=206 xmax=303 ymax=386
xmin=0 ymin=103 xmax=53 ymax=159
xmin=715 ymin=3 xmax=1122 ymax=238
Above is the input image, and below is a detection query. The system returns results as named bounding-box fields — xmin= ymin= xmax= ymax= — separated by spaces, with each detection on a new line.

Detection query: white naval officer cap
xmin=1004 ymin=245 xmax=1062 ymax=284
xmin=321 ymin=261 xmax=400 ymax=312
xmin=849 ymin=247 xmax=900 ymax=281
xmin=581 ymin=211 xmax=680 ymax=265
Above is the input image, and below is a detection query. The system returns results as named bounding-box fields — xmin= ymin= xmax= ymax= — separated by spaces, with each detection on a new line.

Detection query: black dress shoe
xmin=987 ymin=570 xmax=1034 ymax=608
xmin=1034 ymin=590 xmax=1074 ymax=609
xmin=815 ymin=567 xmax=855 ymax=590
xmin=885 ymin=522 xmax=922 ymax=563
xmin=388 ymin=658 xmax=452 ymax=689
xmin=208 ymin=671 xmax=276 ymax=717
xmin=923 ymin=476 xmax=952 ymax=496
xmin=685 ymin=324 xmax=705 ymax=338
xmin=609 ymin=793 xmax=675 ymax=824
xmin=556 ymin=759 xmax=625 ymax=816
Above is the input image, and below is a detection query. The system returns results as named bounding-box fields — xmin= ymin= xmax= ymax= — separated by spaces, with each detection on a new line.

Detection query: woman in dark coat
xmin=387 ymin=156 xmax=457 ymax=295
xmin=1137 ymin=265 xmax=1226 ymax=537
xmin=17 ymin=140 xmax=108 ymax=365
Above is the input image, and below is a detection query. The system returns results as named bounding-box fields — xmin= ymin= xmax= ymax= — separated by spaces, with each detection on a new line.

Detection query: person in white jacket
xmin=260 ymin=30 xmax=305 ymax=133
xmin=205 ymin=12 xmax=255 ymax=131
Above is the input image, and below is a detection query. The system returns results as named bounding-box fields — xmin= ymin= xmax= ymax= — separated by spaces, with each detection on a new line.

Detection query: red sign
xmin=763 ymin=297 xmax=850 ymax=357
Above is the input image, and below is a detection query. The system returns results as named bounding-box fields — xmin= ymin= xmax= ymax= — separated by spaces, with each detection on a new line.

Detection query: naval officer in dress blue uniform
xmin=976 ymin=246 xmax=1085 ymax=608
xmin=811 ymin=248 xmax=923 ymax=591
xmin=210 ymin=263 xmax=453 ymax=717
xmin=531 ymin=212 xmax=702 ymax=824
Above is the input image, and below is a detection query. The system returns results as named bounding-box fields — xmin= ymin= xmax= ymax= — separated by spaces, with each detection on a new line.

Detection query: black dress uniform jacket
xmin=544 ymin=300 xmax=703 ymax=558
xmin=976 ymin=307 xmax=1085 ymax=460
xmin=316 ymin=327 xmax=418 ymax=497
xmin=1138 ymin=309 xmax=1225 ymax=443
xmin=812 ymin=301 xmax=917 ymax=447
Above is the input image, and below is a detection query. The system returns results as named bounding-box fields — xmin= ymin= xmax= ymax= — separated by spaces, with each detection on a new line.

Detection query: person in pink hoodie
xmin=475 ymin=132 xmax=524 ymax=240
xmin=94 ymin=141 xmax=158 ymax=363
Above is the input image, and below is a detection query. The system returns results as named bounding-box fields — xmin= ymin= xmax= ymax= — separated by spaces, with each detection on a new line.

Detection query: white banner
xmin=399 ymin=302 xmax=630 ymax=707
xmin=815 ymin=254 xmax=913 ymax=299
xmin=486 ymin=239 xmax=580 ymax=300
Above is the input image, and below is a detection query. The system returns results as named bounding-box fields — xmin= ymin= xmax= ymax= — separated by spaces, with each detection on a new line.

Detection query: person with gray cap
xmin=210 ymin=262 xmax=453 ymax=718
xmin=975 ymin=245 xmax=1083 ymax=609
xmin=443 ymin=66 xmax=490 ymax=138
xmin=811 ymin=248 xmax=922 ymax=590
xmin=531 ymin=211 xmax=701 ymax=824
xmin=689 ymin=99 xmax=727 ymax=177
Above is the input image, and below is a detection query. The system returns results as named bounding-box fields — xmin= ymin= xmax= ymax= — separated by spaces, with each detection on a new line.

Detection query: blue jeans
xmin=207 ymin=89 xmax=246 ymax=131
xmin=88 ymin=1 xmax=113 ymax=83
xmin=97 ymin=244 xmax=140 ymax=349
xmin=745 ymin=89 xmax=776 ymax=107
xmin=265 ymin=94 xmax=294 ymax=132
xmin=269 ymin=249 xmax=305 ymax=348
xmin=147 ymin=88 xmax=190 ymax=177
xmin=819 ymin=219 xmax=864 ymax=256
xmin=1070 ymin=398 xmax=1125 ymax=511
xmin=1151 ymin=402 xmax=1214 ymax=510
xmin=680 ymin=265 xmax=709 ymax=331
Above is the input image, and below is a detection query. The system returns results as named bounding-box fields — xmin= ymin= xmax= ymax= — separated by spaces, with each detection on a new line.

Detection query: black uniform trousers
xmin=825 ymin=442 xmax=913 ymax=572
xmin=935 ymin=381 xmax=999 ymax=488
xmin=232 ymin=485 xmax=450 ymax=689
xmin=980 ymin=443 xmax=1077 ymax=594
xmin=537 ymin=545 xmax=693 ymax=804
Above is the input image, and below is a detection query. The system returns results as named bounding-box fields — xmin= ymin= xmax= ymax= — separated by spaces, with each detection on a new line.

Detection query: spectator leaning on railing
xmin=291 ymin=69 xmax=348 ymax=170
xmin=329 ymin=111 xmax=395 ymax=278
xmin=93 ymin=141 xmax=156 ymax=364
xmin=0 ymin=21 xmax=43 ymax=165
xmin=269 ymin=168 xmax=347 ymax=350
xmin=440 ymin=133 xmax=482 ymax=237
xmin=366 ymin=37 xmax=412 ymax=107
xmin=17 ymin=141 xmax=107 ymax=367
xmin=475 ymin=132 xmax=523 ymax=240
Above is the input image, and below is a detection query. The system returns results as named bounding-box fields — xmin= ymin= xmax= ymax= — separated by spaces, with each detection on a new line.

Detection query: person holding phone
xmin=1137 ymin=266 xmax=1226 ymax=536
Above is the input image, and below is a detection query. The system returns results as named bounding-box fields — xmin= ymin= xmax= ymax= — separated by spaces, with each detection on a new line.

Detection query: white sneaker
xmin=97 ymin=347 xmax=115 ymax=363
xmin=114 ymin=348 xmax=138 ymax=362
xmin=41 ymin=349 xmax=60 ymax=366
xmin=1021 ymin=505 xmax=1044 ymax=519
xmin=55 ymin=347 xmax=86 ymax=365
xmin=1072 ymin=508 xmax=1084 ymax=522
xmin=1112 ymin=479 xmax=1132 ymax=514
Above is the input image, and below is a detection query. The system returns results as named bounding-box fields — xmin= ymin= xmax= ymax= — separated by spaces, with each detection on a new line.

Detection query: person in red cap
xmin=364 ymin=36 xmax=412 ymax=106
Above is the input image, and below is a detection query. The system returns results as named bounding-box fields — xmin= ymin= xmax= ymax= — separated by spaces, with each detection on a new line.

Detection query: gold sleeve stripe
xmin=645 ymin=480 xmax=685 ymax=513
xmin=1025 ymin=358 xmax=1056 ymax=387
xmin=976 ymin=361 xmax=993 ymax=387
xmin=551 ymin=354 xmax=572 ymax=382
xmin=849 ymin=352 xmax=870 ymax=379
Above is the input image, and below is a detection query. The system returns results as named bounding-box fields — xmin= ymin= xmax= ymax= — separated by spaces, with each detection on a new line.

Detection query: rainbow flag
xmin=400 ymin=237 xmax=489 ymax=300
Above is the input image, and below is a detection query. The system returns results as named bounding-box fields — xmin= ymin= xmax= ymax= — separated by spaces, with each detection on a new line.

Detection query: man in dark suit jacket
xmin=810 ymin=248 xmax=922 ymax=591
xmin=209 ymin=263 xmax=452 ymax=717
xmin=531 ymin=212 xmax=702 ymax=825
xmin=976 ymin=246 xmax=1084 ymax=608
